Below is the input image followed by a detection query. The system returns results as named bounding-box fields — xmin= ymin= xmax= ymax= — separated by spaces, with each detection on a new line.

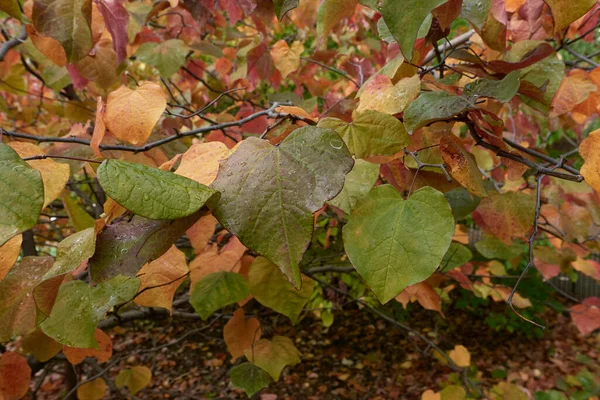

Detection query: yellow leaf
xmin=21 ymin=329 xmax=62 ymax=362
xmin=175 ymin=142 xmax=229 ymax=186
xmin=0 ymin=234 xmax=21 ymax=281
xmin=580 ymin=128 xmax=600 ymax=193
xmin=223 ymin=308 xmax=261 ymax=361
xmin=103 ymin=81 xmax=166 ymax=145
xmin=134 ymin=246 xmax=189 ymax=312
xmin=421 ymin=389 xmax=441 ymax=400
xmin=270 ymin=40 xmax=304 ymax=78
xmin=116 ymin=366 xmax=152 ymax=395
xmin=357 ymin=75 xmax=421 ymax=115
xmin=449 ymin=344 xmax=471 ymax=367
xmin=545 ymin=0 xmax=597 ymax=33
xmin=317 ymin=0 xmax=358 ymax=42
xmin=8 ymin=142 xmax=70 ymax=208
xmin=77 ymin=378 xmax=107 ymax=400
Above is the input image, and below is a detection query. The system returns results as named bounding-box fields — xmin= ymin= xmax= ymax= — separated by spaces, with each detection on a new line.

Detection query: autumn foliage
xmin=0 ymin=0 xmax=600 ymax=398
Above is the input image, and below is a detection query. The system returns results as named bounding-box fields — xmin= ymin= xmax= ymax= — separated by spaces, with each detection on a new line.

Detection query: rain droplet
xmin=330 ymin=139 xmax=343 ymax=150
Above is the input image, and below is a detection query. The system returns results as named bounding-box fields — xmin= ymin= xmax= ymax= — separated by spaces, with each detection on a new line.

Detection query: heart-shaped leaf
xmin=97 ymin=159 xmax=219 ymax=220
xmin=343 ymin=185 xmax=454 ymax=303
xmin=211 ymin=126 xmax=354 ymax=288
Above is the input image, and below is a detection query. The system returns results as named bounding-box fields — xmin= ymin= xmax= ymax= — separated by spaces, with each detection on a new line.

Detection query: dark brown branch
xmin=0 ymin=27 xmax=27 ymax=62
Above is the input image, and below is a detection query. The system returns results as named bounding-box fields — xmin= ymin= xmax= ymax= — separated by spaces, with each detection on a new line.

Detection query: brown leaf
xmin=91 ymin=96 xmax=106 ymax=158
xmin=0 ymin=352 xmax=31 ymax=400
xmin=186 ymin=214 xmax=217 ymax=253
xmin=63 ymin=328 xmax=113 ymax=364
xmin=579 ymin=128 xmax=600 ymax=193
xmin=440 ymin=134 xmax=488 ymax=197
xmin=223 ymin=308 xmax=261 ymax=361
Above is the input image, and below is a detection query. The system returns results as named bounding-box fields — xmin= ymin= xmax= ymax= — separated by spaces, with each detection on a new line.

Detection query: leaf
xmin=380 ymin=0 xmax=446 ymax=60
xmin=136 ymin=39 xmax=188 ymax=78
xmin=273 ymin=0 xmax=298 ymax=20
xmin=270 ymin=40 xmax=303 ymax=78
xmin=189 ymin=271 xmax=250 ymax=320
xmin=463 ymin=71 xmax=521 ymax=103
xmin=40 ymin=275 xmax=140 ymax=347
xmin=223 ymin=308 xmax=261 ymax=361
xmin=440 ymin=242 xmax=473 ymax=272
xmin=0 ymin=235 xmax=21 ymax=281
xmin=211 ymin=126 xmax=353 ymax=288
xmin=317 ymin=0 xmax=358 ymax=42
xmin=472 ymin=191 xmax=535 ymax=244
xmin=0 ymin=0 xmax=21 ymax=19
xmin=43 ymin=228 xmax=96 ymax=280
xmin=579 ymin=129 xmax=600 ymax=193
xmin=440 ymin=134 xmax=487 ymax=197
xmin=545 ymin=0 xmax=597 ymax=33
xmin=134 ymin=245 xmax=189 ymax=312
xmin=572 ymin=258 xmax=600 ymax=280
xmin=175 ymin=142 xmax=230 ymax=186
xmin=356 ymin=75 xmax=421 ymax=115
xmin=186 ymin=214 xmax=217 ymax=253
xmin=73 ymin=39 xmax=120 ymax=90
xmin=551 ymin=73 xmax=597 ymax=116
xmin=103 ymin=81 xmax=166 ymax=145
xmin=96 ymin=0 xmax=129 ymax=65
xmin=403 ymin=92 xmax=471 ymax=133
xmin=62 ymin=192 xmax=96 ymax=232
xmin=343 ymin=185 xmax=454 ymax=303
xmin=229 ymin=362 xmax=272 ymax=397
xmin=432 ymin=0 xmax=463 ymax=30
xmin=116 ymin=366 xmax=152 ymax=396
xmin=0 ymin=256 xmax=54 ymax=341
xmin=21 ymin=329 xmax=63 ymax=362
xmin=318 ymin=111 xmax=410 ymax=159
xmin=570 ymin=297 xmax=600 ymax=336
xmin=77 ymin=378 xmax=108 ymax=400
xmin=449 ymin=345 xmax=471 ymax=367
xmin=329 ymin=159 xmax=380 ymax=214
xmin=0 ymin=144 xmax=44 ymax=246
xmin=395 ymin=281 xmax=443 ymax=315
xmin=444 ymin=188 xmax=481 ymax=220
xmin=63 ymin=328 xmax=113 ymax=364
xmin=189 ymin=244 xmax=244 ymax=287
xmin=0 ymin=352 xmax=31 ymax=400
xmin=91 ymin=97 xmax=106 ymax=158
xmin=32 ymin=0 xmax=93 ymax=62
xmin=248 ymin=257 xmax=315 ymax=324
xmin=90 ymin=209 xmax=205 ymax=282
xmin=9 ymin=140 xmax=70 ymax=208
xmin=475 ymin=234 xmax=523 ymax=260
xmin=244 ymin=335 xmax=301 ymax=381
xmin=461 ymin=0 xmax=491 ymax=29
xmin=97 ymin=159 xmax=218 ymax=220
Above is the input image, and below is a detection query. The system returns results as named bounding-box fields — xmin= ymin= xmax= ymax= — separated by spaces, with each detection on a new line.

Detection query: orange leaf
xmin=134 ymin=246 xmax=189 ymax=312
xmin=550 ymin=72 xmax=597 ymax=116
xmin=25 ymin=24 xmax=67 ymax=67
xmin=270 ymin=40 xmax=304 ymax=78
xmin=223 ymin=308 xmax=261 ymax=361
xmin=0 ymin=352 xmax=31 ymax=400
xmin=189 ymin=245 xmax=242 ymax=289
xmin=570 ymin=297 xmax=600 ymax=335
xmin=448 ymin=344 xmax=471 ymax=367
xmin=580 ymin=128 xmax=600 ymax=193
xmin=103 ymin=81 xmax=166 ymax=145
xmin=186 ymin=214 xmax=217 ymax=253
xmin=176 ymin=142 xmax=230 ymax=186
xmin=440 ymin=134 xmax=488 ymax=197
xmin=63 ymin=329 xmax=113 ymax=365
xmin=0 ymin=235 xmax=21 ymax=281
xmin=572 ymin=257 xmax=600 ymax=280
xmin=91 ymin=96 xmax=106 ymax=158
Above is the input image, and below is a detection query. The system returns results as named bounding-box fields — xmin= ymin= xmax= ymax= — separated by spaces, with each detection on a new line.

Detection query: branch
xmin=422 ymin=29 xmax=475 ymax=65
xmin=301 ymin=57 xmax=360 ymax=87
xmin=2 ymin=103 xmax=286 ymax=153
xmin=0 ymin=27 xmax=27 ymax=62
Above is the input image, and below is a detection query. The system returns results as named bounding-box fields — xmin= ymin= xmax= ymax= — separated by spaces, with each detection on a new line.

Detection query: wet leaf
xmin=211 ymin=126 xmax=353 ymax=288
xmin=328 ymin=159 xmax=380 ymax=214
xmin=63 ymin=328 xmax=112 ymax=364
xmin=136 ymin=39 xmax=188 ymax=78
xmin=343 ymin=185 xmax=454 ymax=303
xmin=43 ymin=228 xmax=96 ymax=280
xmin=189 ymin=271 xmax=249 ymax=320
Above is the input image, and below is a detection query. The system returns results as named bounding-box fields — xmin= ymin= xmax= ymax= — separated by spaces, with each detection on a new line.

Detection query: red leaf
xmin=570 ymin=297 xmax=600 ymax=336
xmin=97 ymin=0 xmax=130 ymax=65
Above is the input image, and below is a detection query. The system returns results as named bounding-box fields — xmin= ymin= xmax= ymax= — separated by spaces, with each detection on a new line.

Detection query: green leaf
xmin=229 ymin=363 xmax=272 ymax=397
xmin=0 ymin=0 xmax=22 ymax=19
xmin=43 ymin=228 xmax=96 ymax=280
xmin=318 ymin=110 xmax=410 ymax=159
xmin=136 ymin=39 xmax=189 ymax=78
xmin=403 ymin=91 xmax=471 ymax=133
xmin=380 ymin=0 xmax=446 ymax=61
xmin=248 ymin=257 xmax=315 ymax=325
xmin=32 ymin=0 xmax=93 ymax=62
xmin=97 ymin=159 xmax=218 ymax=220
xmin=461 ymin=0 xmax=492 ymax=29
xmin=0 ymin=143 xmax=44 ymax=246
xmin=41 ymin=275 xmax=140 ymax=348
xmin=90 ymin=209 xmax=205 ymax=282
xmin=189 ymin=272 xmax=250 ymax=320
xmin=273 ymin=0 xmax=298 ymax=20
xmin=475 ymin=234 xmax=524 ymax=260
xmin=116 ymin=366 xmax=152 ymax=396
xmin=464 ymin=71 xmax=521 ymax=103
xmin=62 ymin=193 xmax=95 ymax=232
xmin=211 ymin=126 xmax=353 ymax=288
xmin=0 ymin=256 xmax=54 ymax=341
xmin=244 ymin=336 xmax=301 ymax=381
xmin=343 ymin=185 xmax=454 ymax=303
xmin=440 ymin=242 xmax=473 ymax=272
xmin=328 ymin=159 xmax=380 ymax=214
xmin=444 ymin=188 xmax=481 ymax=220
